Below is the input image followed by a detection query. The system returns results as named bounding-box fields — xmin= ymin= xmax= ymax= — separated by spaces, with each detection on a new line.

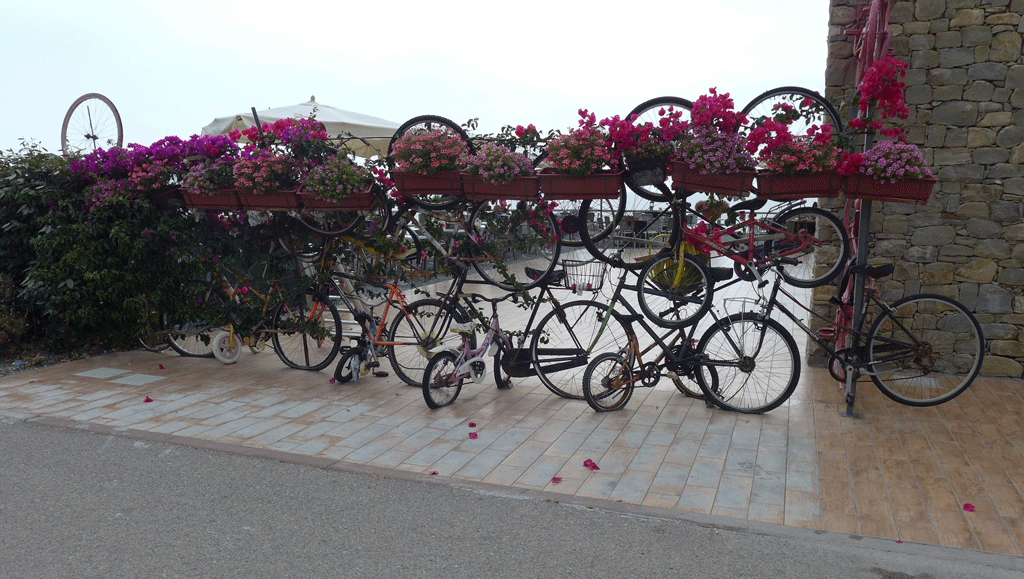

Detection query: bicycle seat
xmin=449 ymin=322 xmax=475 ymax=335
xmin=525 ymin=267 xmax=567 ymax=286
xmin=731 ymin=198 xmax=767 ymax=213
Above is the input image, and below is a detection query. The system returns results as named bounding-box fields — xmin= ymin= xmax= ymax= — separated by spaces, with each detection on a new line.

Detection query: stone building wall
xmin=822 ymin=0 xmax=1024 ymax=377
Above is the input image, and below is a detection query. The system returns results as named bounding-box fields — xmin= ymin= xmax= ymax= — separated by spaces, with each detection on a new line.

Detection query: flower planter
xmin=298 ymin=188 xmax=376 ymax=211
xmin=236 ymin=188 xmax=303 ymax=211
xmin=460 ymin=173 xmax=540 ymax=201
xmin=624 ymin=154 xmax=669 ymax=187
xmin=181 ymin=190 xmax=241 ymax=211
xmin=755 ymin=172 xmax=843 ymax=201
xmin=843 ymin=174 xmax=936 ymax=205
xmin=391 ymin=170 xmax=462 ymax=198
xmin=146 ymin=186 xmax=185 ymax=210
xmin=669 ymin=161 xmax=755 ymax=196
xmin=537 ymin=170 xmax=623 ymax=200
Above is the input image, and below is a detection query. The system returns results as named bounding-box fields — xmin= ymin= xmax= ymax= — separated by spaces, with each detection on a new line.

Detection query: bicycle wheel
xmin=696 ymin=313 xmax=801 ymax=414
xmin=271 ymin=290 xmax=343 ymax=371
xmin=212 ymin=330 xmax=242 ymax=364
xmin=422 ymin=350 xmax=464 ymax=408
xmin=493 ymin=343 xmax=513 ymax=389
xmin=578 ymin=198 xmax=680 ymax=270
xmin=296 ymin=186 xmax=390 ymax=238
xmin=637 ymin=252 xmax=714 ymax=328
xmin=165 ymin=281 xmax=221 ymax=358
xmin=624 ymin=97 xmax=692 ymax=202
xmin=582 ymin=352 xmax=635 ymax=412
xmin=556 ymin=192 xmax=626 ymax=247
xmin=530 ymin=300 xmax=635 ymax=400
xmin=763 ymin=207 xmax=850 ymax=288
xmin=333 ymin=347 xmax=359 ymax=384
xmin=387 ymin=298 xmax=474 ymax=386
xmin=387 ymin=115 xmax=474 ymax=210
xmin=136 ymin=306 xmax=169 ymax=353
xmin=741 ymin=86 xmax=842 ymax=144
xmin=468 ymin=200 xmax=561 ymax=291
xmin=61 ymin=93 xmax=123 ymax=155
xmin=866 ymin=294 xmax=983 ymax=407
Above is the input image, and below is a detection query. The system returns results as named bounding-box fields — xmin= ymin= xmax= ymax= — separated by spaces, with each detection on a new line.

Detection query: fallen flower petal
xmin=583 ymin=459 xmax=600 ymax=471
xmin=329 ymin=377 xmax=336 ymax=384
xmin=895 ymin=540 xmax=903 ymax=544
xmin=468 ymin=432 xmax=478 ymax=439
xmin=158 ymin=364 xmax=165 ymax=370
xmin=963 ymin=503 xmax=975 ymax=512
xmin=143 ymin=396 xmax=153 ymax=403
xmin=468 ymin=422 xmax=476 ymax=428
xmin=429 ymin=471 xmax=439 ymax=475
xmin=551 ymin=477 xmax=562 ymax=484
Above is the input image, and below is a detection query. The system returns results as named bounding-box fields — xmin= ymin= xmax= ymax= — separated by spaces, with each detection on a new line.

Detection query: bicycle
xmin=580 ymin=252 xmax=802 ymax=413
xmin=420 ymin=293 xmax=516 ymax=408
xmin=734 ymin=257 xmax=984 ymax=407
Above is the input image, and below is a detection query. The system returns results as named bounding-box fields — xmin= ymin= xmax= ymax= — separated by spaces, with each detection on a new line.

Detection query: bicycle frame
xmin=433 ymin=304 xmax=512 ymax=385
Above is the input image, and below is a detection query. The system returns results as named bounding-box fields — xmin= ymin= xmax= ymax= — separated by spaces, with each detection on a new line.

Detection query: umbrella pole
xmin=251 ymin=107 xmax=267 ymax=148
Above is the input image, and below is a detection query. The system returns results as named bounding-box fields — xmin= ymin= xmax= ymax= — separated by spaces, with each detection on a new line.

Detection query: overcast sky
xmin=1 ymin=0 xmax=830 ymax=154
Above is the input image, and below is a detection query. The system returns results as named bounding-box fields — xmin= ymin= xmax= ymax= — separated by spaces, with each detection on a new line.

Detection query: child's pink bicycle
xmin=421 ymin=293 xmax=515 ymax=409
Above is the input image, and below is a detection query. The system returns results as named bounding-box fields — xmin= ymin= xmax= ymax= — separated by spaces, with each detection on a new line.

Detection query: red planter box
xmin=392 ymin=170 xmax=462 ymax=198
xmin=537 ymin=170 xmax=623 ymax=200
xmin=461 ymin=174 xmax=539 ymax=201
xmin=237 ymin=189 xmax=303 ymax=211
xmin=181 ymin=190 xmax=241 ymax=211
xmin=843 ymin=174 xmax=936 ymax=205
xmin=755 ymin=171 xmax=843 ymax=200
xmin=669 ymin=161 xmax=755 ymax=196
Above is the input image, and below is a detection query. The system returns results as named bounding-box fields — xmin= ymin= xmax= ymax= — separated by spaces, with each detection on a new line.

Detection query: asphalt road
xmin=0 ymin=409 xmax=1020 ymax=579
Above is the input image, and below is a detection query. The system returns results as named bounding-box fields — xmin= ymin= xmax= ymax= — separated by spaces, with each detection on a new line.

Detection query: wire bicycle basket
xmin=559 ymin=257 xmax=607 ymax=292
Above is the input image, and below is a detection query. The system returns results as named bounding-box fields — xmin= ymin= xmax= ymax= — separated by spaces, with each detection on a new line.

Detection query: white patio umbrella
xmin=201 ymin=96 xmax=400 ymax=158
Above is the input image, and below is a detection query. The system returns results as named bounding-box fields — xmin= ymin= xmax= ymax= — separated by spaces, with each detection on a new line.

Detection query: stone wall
xmin=823 ymin=0 xmax=1024 ymax=377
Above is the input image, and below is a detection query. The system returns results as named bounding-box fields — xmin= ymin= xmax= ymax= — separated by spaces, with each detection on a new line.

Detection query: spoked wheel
xmin=387 ymin=115 xmax=474 ymax=210
xmin=295 ymin=186 xmax=390 ymax=238
xmin=636 ymin=252 xmax=714 ymax=327
xmin=696 ymin=313 xmax=801 ymax=414
xmin=582 ymin=352 xmax=635 ymax=412
xmin=422 ymin=350 xmax=464 ymax=409
xmin=387 ymin=299 xmax=474 ymax=387
xmin=866 ymin=294 xmax=983 ymax=407
xmin=578 ymin=198 xmax=680 ymax=270
xmin=741 ymin=87 xmax=842 ymax=166
xmin=212 ymin=331 xmax=242 ymax=364
xmin=555 ymin=190 xmax=626 ymax=247
xmin=333 ymin=347 xmax=360 ymax=384
xmin=61 ymin=93 xmax=123 ymax=155
xmin=624 ymin=97 xmax=693 ymax=202
xmin=468 ymin=200 xmax=561 ymax=291
xmin=763 ymin=207 xmax=850 ymax=288
xmin=271 ymin=290 xmax=343 ymax=371
xmin=165 ymin=280 xmax=221 ymax=358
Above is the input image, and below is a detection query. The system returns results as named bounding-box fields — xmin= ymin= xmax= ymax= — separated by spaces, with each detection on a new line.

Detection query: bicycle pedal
xmin=373 ymin=371 xmax=389 ymax=378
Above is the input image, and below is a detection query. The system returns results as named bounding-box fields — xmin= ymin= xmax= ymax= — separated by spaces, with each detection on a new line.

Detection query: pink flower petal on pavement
xmin=143 ymin=396 xmax=153 ymax=403
xmin=429 ymin=471 xmax=439 ymax=475
xmin=329 ymin=377 xmax=336 ymax=384
xmin=551 ymin=477 xmax=562 ymax=484
xmin=963 ymin=503 xmax=975 ymax=512
xmin=468 ymin=422 xmax=476 ymax=427
xmin=895 ymin=540 xmax=903 ymax=544
xmin=468 ymin=432 xmax=478 ymax=439
xmin=583 ymin=459 xmax=600 ymax=471
xmin=158 ymin=364 xmax=165 ymax=370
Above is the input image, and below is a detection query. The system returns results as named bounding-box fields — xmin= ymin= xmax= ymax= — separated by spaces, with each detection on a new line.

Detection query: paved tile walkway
xmin=1 ymin=340 xmax=1022 ymax=556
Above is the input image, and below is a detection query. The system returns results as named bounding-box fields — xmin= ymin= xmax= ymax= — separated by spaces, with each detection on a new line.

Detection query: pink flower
xmin=583 ymin=459 xmax=600 ymax=471
xmin=963 ymin=503 xmax=975 ymax=512
xmin=468 ymin=432 xmax=478 ymax=440
xmin=143 ymin=396 xmax=153 ymax=403
xmin=468 ymin=422 xmax=476 ymax=427
xmin=551 ymin=477 xmax=562 ymax=484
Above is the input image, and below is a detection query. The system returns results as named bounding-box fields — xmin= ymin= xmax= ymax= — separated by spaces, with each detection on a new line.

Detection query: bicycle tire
xmin=556 ymin=193 xmax=626 ymax=247
xmin=530 ymin=299 xmax=635 ymax=400
xmin=212 ymin=330 xmax=242 ymax=364
xmin=866 ymin=294 xmax=983 ymax=407
xmin=696 ymin=313 xmax=801 ymax=414
xmin=741 ymin=86 xmax=842 ymax=140
xmin=422 ymin=350 xmax=464 ymax=408
xmin=136 ymin=307 xmax=170 ymax=353
xmin=387 ymin=298 xmax=475 ymax=387
xmin=165 ymin=280 xmax=221 ymax=358
xmin=578 ymin=198 xmax=680 ymax=270
xmin=624 ymin=97 xmax=693 ymax=202
xmin=468 ymin=200 xmax=561 ymax=291
xmin=333 ymin=347 xmax=359 ymax=384
xmin=765 ymin=207 xmax=850 ymax=288
xmin=271 ymin=290 xmax=343 ymax=371
xmin=296 ymin=186 xmax=390 ymax=239
xmin=582 ymin=352 xmax=635 ymax=412
xmin=61 ymin=92 xmax=123 ymax=155
xmin=637 ymin=252 xmax=714 ymax=328
xmin=387 ymin=115 xmax=474 ymax=210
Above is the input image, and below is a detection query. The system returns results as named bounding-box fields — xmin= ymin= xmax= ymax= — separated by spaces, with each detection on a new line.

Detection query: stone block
xmin=940 ymin=47 xmax=977 ymax=68
xmin=988 ymin=164 xmax=1024 ymax=179
xmin=934 ymin=148 xmax=973 ymax=165
xmin=967 ymin=128 xmax=998 ymax=148
xmin=969 ymin=62 xmax=1009 ymax=80
xmin=991 ymin=31 xmax=1023 ymax=62
xmin=978 ymin=283 xmax=1014 ymax=313
xmin=964 ymin=81 xmax=995 ymax=101
xmin=979 ymin=111 xmax=1014 ymax=127
xmin=1006 ymin=178 xmax=1024 ymax=195
xmin=957 ymin=201 xmax=990 ymax=218
xmin=991 ymin=340 xmax=1024 ymax=358
xmin=940 ymin=244 xmax=976 ymax=257
xmin=951 ymin=9 xmax=986 ymax=28
xmin=991 ymin=201 xmax=1023 ymax=222
xmin=931 ymin=101 xmax=979 ymax=126
xmin=982 ymin=323 xmax=1020 ymax=340
xmin=973 ymin=148 xmax=1011 ymax=164
xmin=915 ymin=0 xmax=945 ymax=20
xmin=904 ymin=68 xmax=928 ymax=86
xmin=959 ymin=282 xmax=979 ymax=310
xmin=830 ymin=6 xmax=857 ymax=25
xmin=977 ymin=239 xmax=1012 ymax=259
xmin=922 ymin=262 xmax=957 ymax=284
xmin=988 ymin=13 xmax=1021 ymax=27
xmin=994 ymin=88 xmax=1013 ymax=103
xmin=962 ymin=26 xmax=994 ymax=46
xmin=934 ymin=85 xmax=966 ymax=100
xmin=981 ymin=356 xmax=1023 ymax=378
xmin=966 ymin=218 xmax=1005 ymax=238
xmin=906 ymin=245 xmax=940 ymax=262
xmin=956 ymin=258 xmax=999 ymax=283
xmin=912 ymin=49 xmax=941 ymax=68
xmin=1006 ymin=65 xmax=1024 ymax=89
xmin=904 ymin=22 xmax=932 ymax=35
xmin=997 ymin=126 xmax=1024 ymax=148
xmin=909 ymin=35 xmax=936 ymax=51
xmin=905 ymin=85 xmax=932 ymax=104
xmin=910 ymin=225 xmax=958 ymax=245
xmin=928 ymin=68 xmax=969 ymax=85
xmin=998 ymin=268 xmax=1024 ymax=285
xmin=935 ymin=31 xmax=962 ymax=48
xmin=938 ymin=165 xmax=984 ymax=181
